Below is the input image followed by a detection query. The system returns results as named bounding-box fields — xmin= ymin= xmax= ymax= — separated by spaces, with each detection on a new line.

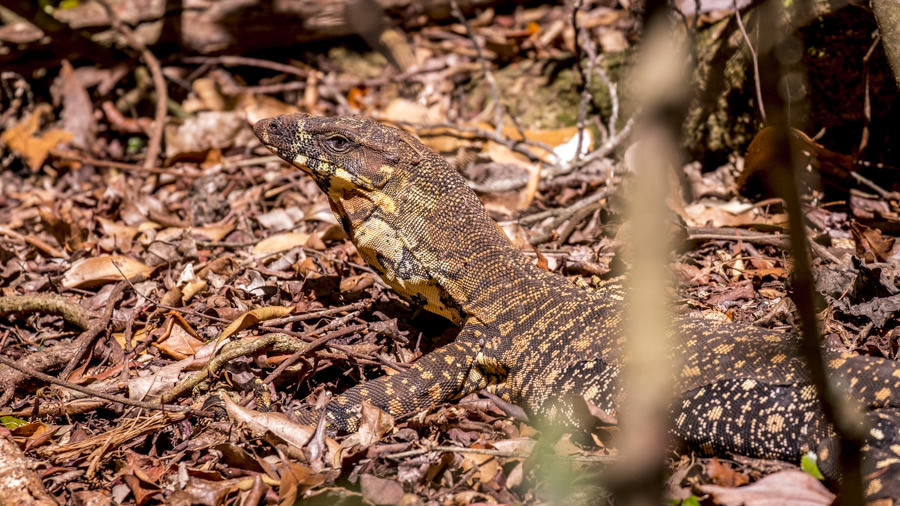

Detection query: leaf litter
xmin=0 ymin=1 xmax=899 ymax=504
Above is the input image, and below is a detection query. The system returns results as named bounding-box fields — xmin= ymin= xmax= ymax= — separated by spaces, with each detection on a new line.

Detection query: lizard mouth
xmin=253 ymin=114 xmax=317 ymax=171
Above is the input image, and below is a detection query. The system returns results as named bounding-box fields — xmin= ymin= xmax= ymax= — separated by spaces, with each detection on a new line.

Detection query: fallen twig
xmin=96 ymin=0 xmax=167 ymax=169
xmin=0 ymin=355 xmax=203 ymax=415
xmin=0 ymin=294 xmax=92 ymax=330
xmin=384 ymin=445 xmax=617 ymax=463
xmin=733 ymin=1 xmax=766 ymax=122
xmin=60 ymin=281 xmax=127 ymax=379
xmin=182 ymin=55 xmax=308 ymax=77
xmin=450 ymin=0 xmax=503 ymax=133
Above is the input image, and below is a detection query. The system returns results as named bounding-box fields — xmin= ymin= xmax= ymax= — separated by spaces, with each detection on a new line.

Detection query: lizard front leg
xmin=317 ymin=325 xmax=500 ymax=433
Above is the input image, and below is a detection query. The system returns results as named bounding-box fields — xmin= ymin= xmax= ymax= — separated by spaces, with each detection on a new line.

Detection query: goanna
xmin=254 ymin=114 xmax=900 ymax=500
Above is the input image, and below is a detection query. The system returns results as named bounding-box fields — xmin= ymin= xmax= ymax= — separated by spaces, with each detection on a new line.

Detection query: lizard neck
xmin=391 ymin=161 xmax=584 ymax=328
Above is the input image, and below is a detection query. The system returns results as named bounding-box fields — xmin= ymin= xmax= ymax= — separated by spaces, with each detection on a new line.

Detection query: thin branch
xmin=60 ymin=281 xmax=126 ymax=379
xmin=385 ymin=445 xmax=617 ymax=463
xmin=595 ymin=62 xmax=619 ymax=137
xmin=96 ymin=0 xmax=167 ymax=169
xmin=182 ymin=56 xmax=307 ymax=77
xmin=733 ymin=2 xmax=766 ymax=122
xmin=0 ymin=355 xmax=205 ymax=415
xmin=450 ymin=0 xmax=503 ymax=134
xmin=572 ymin=0 xmax=592 ymax=160
xmin=0 ymin=294 xmax=92 ymax=330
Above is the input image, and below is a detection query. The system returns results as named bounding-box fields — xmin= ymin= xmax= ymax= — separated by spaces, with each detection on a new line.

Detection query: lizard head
xmin=254 ymin=113 xmax=471 ymax=323
xmin=253 ymin=114 xmax=423 ymax=196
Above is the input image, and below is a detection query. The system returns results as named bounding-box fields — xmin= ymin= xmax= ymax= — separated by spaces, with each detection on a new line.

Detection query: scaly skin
xmin=254 ymin=114 xmax=900 ymax=501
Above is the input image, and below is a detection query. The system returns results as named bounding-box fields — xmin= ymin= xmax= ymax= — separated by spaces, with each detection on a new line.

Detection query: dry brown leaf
xmin=340 ymin=273 xmax=375 ymax=293
xmin=180 ymin=279 xmax=207 ymax=304
xmin=0 ymin=103 xmax=73 ymax=171
xmin=700 ymin=470 xmax=835 ymax=506
xmin=489 ymin=438 xmax=537 ymax=454
xmin=251 ymin=232 xmax=310 ymax=256
xmin=278 ymin=461 xmax=327 ymax=505
xmin=383 ymin=98 xmax=442 ymax=124
xmin=298 ymin=257 xmax=321 ymax=278
xmin=223 ymin=395 xmax=313 ymax=448
xmin=740 ymin=126 xmax=855 ymax=195
xmin=706 ymin=457 xmax=750 ymax=487
xmin=681 ymin=199 xmax=786 ymax=228
xmin=217 ymin=306 xmax=294 ymax=343
xmin=193 ymin=223 xmax=235 ymax=242
xmin=239 ymin=94 xmax=302 ymax=125
xmin=128 ymin=360 xmax=188 ymax=400
xmin=223 ymin=396 xmax=342 ymax=468
xmin=61 ymin=255 xmax=154 ymax=288
xmin=360 ymin=474 xmax=405 ymax=506
xmin=156 ymin=324 xmax=204 ymax=360
xmin=748 ymin=268 xmax=787 ymax=280
xmin=318 ymin=223 xmax=347 ymax=242
xmin=97 ymin=217 xmax=139 ymax=251
xmin=191 ymin=77 xmax=226 ymax=112
xmin=164 ymin=111 xmax=255 ymax=161
xmin=357 ymin=401 xmax=394 ymax=448
xmin=850 ymin=221 xmax=896 ymax=263
xmin=112 ymin=327 xmax=149 ymax=353
xmin=54 ymin=61 xmax=96 ymax=149
xmin=459 ymin=447 xmax=501 ymax=485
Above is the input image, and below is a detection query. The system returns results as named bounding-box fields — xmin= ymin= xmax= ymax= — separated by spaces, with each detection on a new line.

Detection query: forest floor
xmin=1 ymin=1 xmax=899 ymax=504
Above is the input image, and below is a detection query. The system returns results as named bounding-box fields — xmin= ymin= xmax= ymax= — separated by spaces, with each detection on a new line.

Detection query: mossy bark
xmin=684 ymin=3 xmax=900 ymax=165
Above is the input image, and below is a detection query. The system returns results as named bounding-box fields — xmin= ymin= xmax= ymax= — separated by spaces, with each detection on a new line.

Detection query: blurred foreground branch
xmin=755 ymin=0 xmax=866 ymax=503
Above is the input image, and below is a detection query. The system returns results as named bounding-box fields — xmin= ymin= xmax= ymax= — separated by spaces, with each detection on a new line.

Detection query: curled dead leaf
xmin=216 ymin=306 xmax=294 ymax=344
xmin=251 ymin=232 xmax=310 ymax=256
xmin=222 ymin=396 xmax=342 ymax=467
xmin=61 ymin=255 xmax=154 ymax=288
xmin=358 ymin=400 xmax=394 ymax=448
xmin=340 ymin=273 xmax=375 ymax=293
xmin=700 ymin=470 xmax=835 ymax=506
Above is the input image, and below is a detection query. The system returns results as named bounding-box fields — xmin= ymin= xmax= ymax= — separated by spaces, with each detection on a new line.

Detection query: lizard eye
xmin=323 ymin=135 xmax=353 ymax=154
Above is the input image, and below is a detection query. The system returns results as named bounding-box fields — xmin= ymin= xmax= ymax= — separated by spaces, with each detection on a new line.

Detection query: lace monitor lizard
xmin=253 ymin=113 xmax=900 ymax=501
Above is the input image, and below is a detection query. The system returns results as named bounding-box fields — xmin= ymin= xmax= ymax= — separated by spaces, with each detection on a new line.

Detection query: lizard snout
xmin=253 ymin=115 xmax=299 ymax=153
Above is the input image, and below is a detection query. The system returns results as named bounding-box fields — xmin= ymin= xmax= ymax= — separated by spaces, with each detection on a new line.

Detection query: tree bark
xmin=872 ymin=0 xmax=900 ymax=89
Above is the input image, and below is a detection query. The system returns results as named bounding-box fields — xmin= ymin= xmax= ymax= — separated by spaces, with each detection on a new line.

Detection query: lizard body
xmin=254 ymin=114 xmax=900 ymax=500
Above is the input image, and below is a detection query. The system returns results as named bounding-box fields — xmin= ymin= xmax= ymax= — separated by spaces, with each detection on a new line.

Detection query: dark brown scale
xmin=254 ymin=114 xmax=900 ymax=502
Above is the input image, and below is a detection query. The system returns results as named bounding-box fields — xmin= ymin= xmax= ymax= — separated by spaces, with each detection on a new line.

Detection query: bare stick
xmin=96 ymin=0 xmax=168 ymax=169
xmin=385 ymin=445 xmax=616 ymax=463
xmin=450 ymin=0 xmax=503 ymax=134
xmin=0 ymin=294 xmax=92 ymax=330
xmin=182 ymin=56 xmax=307 ymax=77
xmin=733 ymin=1 xmax=766 ymax=122
xmin=572 ymin=0 xmax=591 ymax=160
xmin=595 ymin=63 xmax=619 ymax=137
xmin=60 ymin=282 xmax=126 ymax=379
xmin=0 ymin=355 xmax=204 ymax=415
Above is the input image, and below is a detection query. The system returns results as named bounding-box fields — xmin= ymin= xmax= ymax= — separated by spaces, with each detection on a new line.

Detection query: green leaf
xmin=127 ymin=137 xmax=145 ymax=154
xmin=1 ymin=416 xmax=28 ymax=429
xmin=801 ymin=452 xmax=825 ymax=480
xmin=668 ymin=496 xmax=701 ymax=506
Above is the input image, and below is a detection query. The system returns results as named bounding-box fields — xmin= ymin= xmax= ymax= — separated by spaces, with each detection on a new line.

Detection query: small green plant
xmin=670 ymin=495 xmax=701 ymax=506
xmin=1 ymin=416 xmax=28 ymax=429
xmin=801 ymin=452 xmax=825 ymax=480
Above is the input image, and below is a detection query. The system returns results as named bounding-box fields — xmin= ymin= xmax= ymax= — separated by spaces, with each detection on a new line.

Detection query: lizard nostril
xmin=254 ymin=115 xmax=298 ymax=147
